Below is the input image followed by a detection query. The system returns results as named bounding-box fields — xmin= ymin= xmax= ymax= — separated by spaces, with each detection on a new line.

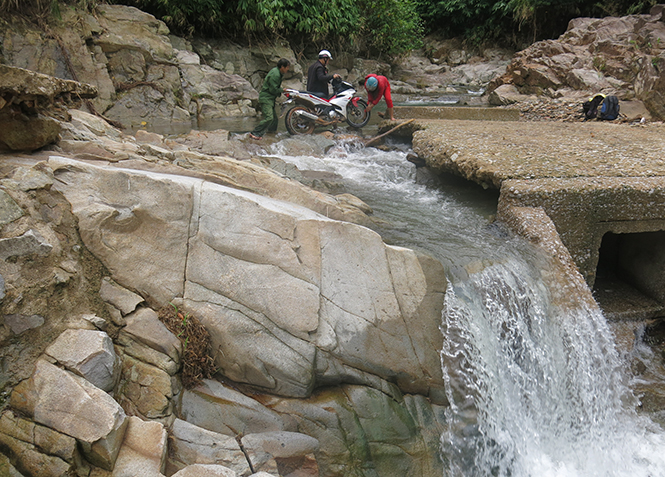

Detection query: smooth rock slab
xmin=179 ymin=380 xmax=287 ymax=437
xmin=49 ymin=155 xmax=447 ymax=401
xmin=168 ymin=418 xmax=250 ymax=475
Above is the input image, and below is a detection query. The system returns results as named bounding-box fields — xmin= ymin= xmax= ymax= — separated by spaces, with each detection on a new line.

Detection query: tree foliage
xmin=416 ymin=0 xmax=658 ymax=47
xmin=3 ymin=0 xmax=659 ymax=58
xmin=112 ymin=0 xmax=422 ymax=57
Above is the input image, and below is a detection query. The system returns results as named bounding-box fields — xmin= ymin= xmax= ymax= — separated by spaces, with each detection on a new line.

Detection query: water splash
xmin=441 ymin=259 xmax=665 ymax=477
xmin=266 ymin=136 xmax=665 ymax=476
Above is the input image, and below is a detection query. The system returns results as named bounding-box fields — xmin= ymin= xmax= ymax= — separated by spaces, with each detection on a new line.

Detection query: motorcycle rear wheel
xmin=285 ymin=106 xmax=316 ymax=135
xmin=346 ymin=98 xmax=370 ymax=128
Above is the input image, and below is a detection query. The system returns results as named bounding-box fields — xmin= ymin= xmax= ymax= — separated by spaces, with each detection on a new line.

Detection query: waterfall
xmin=267 ymin=136 xmax=665 ymax=476
xmin=441 ymin=259 xmax=665 ymax=476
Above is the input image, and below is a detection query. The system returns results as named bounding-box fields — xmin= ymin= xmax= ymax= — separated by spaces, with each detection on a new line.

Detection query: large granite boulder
xmin=393 ymin=41 xmax=512 ymax=99
xmin=0 ymin=5 xmax=260 ymax=128
xmin=179 ymin=65 xmax=258 ymax=120
xmin=191 ymin=40 xmax=301 ymax=89
xmin=0 ymin=64 xmax=97 ymax=151
xmin=267 ymin=384 xmax=447 ymax=477
xmin=48 ymin=155 xmax=447 ymax=403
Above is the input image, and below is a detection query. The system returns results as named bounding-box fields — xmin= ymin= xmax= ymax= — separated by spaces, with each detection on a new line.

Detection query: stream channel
xmin=265 ymin=127 xmax=665 ymax=476
xmin=160 ymin=111 xmax=665 ymax=475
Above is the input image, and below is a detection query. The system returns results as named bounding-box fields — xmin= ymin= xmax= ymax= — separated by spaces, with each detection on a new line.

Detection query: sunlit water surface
xmin=264 ymin=136 xmax=665 ymax=476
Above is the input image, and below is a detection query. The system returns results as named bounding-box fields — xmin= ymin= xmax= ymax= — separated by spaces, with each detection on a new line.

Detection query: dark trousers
xmin=251 ymin=98 xmax=278 ymax=137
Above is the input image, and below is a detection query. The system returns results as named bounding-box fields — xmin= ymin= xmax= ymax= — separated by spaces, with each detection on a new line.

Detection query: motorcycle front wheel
xmin=346 ymin=98 xmax=370 ymax=128
xmin=285 ymin=106 xmax=316 ymax=135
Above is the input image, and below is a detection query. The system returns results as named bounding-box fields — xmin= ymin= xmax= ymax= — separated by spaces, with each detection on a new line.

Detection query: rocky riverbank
xmin=2 ymin=3 xmax=665 ymax=475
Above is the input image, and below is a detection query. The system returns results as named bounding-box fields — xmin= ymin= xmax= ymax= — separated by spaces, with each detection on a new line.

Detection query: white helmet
xmin=318 ymin=49 xmax=333 ymax=60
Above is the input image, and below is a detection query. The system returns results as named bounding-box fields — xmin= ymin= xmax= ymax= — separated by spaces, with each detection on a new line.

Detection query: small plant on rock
xmin=159 ymin=302 xmax=216 ymax=389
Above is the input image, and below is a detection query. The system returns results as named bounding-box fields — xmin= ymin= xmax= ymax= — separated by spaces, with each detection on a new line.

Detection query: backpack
xmin=598 ymin=95 xmax=620 ymax=120
xmin=582 ymin=94 xmax=605 ymax=120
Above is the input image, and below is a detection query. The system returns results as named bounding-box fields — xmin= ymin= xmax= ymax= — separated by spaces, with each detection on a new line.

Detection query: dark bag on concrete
xmin=598 ymin=95 xmax=620 ymax=120
xmin=582 ymin=94 xmax=605 ymax=120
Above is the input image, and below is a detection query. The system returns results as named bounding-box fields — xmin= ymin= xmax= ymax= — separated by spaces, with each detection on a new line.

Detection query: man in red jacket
xmin=362 ymin=74 xmax=395 ymax=121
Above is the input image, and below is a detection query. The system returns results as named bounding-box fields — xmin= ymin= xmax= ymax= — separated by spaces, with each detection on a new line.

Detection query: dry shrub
xmin=0 ymin=0 xmax=98 ymax=20
xmin=158 ymin=303 xmax=216 ymax=389
xmin=0 ymin=0 xmax=53 ymax=18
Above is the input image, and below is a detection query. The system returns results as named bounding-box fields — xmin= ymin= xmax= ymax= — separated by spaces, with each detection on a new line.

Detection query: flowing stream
xmin=264 ymin=134 xmax=665 ymax=476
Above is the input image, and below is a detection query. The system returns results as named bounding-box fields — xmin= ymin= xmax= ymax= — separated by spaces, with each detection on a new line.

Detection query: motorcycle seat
xmin=305 ymin=91 xmax=330 ymax=101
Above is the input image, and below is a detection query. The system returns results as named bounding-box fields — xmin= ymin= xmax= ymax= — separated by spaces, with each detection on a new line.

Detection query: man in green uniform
xmin=249 ymin=58 xmax=291 ymax=139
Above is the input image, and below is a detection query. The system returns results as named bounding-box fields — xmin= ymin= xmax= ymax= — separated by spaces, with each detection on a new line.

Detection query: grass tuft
xmin=158 ymin=303 xmax=216 ymax=389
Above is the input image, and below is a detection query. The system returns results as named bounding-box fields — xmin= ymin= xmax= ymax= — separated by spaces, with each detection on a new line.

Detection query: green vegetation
xmin=1 ymin=0 xmax=659 ymax=57
xmin=113 ymin=0 xmax=423 ymax=57
xmin=416 ymin=0 xmax=658 ymax=47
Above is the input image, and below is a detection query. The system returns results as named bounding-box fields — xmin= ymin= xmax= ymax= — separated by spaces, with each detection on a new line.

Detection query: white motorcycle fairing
xmin=281 ymin=80 xmax=370 ymax=135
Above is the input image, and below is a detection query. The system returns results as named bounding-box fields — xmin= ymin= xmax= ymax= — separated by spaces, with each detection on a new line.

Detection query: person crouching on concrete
xmin=249 ymin=58 xmax=291 ymax=140
xmin=362 ymin=74 xmax=395 ymax=121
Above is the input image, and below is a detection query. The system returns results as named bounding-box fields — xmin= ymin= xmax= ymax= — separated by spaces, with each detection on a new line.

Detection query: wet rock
xmin=268 ymin=384 xmax=447 ymax=477
xmin=269 ymin=134 xmax=336 ymax=157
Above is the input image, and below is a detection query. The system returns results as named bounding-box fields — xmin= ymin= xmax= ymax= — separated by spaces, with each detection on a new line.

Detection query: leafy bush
xmin=113 ymin=0 xmax=230 ymax=36
xmin=114 ymin=0 xmax=420 ymax=58
xmin=416 ymin=0 xmax=659 ymax=47
xmin=358 ymin=0 xmax=423 ymax=58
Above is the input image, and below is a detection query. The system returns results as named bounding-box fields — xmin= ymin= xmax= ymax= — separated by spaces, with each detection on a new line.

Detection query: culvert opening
xmin=593 ymin=231 xmax=665 ymax=321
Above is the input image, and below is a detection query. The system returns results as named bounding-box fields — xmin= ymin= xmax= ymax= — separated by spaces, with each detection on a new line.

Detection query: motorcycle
xmin=281 ymin=78 xmax=370 ymax=135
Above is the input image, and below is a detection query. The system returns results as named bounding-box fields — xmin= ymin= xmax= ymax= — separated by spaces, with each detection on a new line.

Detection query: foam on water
xmin=267 ymin=136 xmax=665 ymax=476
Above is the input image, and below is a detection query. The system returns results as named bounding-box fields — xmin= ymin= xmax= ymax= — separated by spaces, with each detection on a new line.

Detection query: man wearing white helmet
xmin=306 ymin=49 xmax=340 ymax=99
